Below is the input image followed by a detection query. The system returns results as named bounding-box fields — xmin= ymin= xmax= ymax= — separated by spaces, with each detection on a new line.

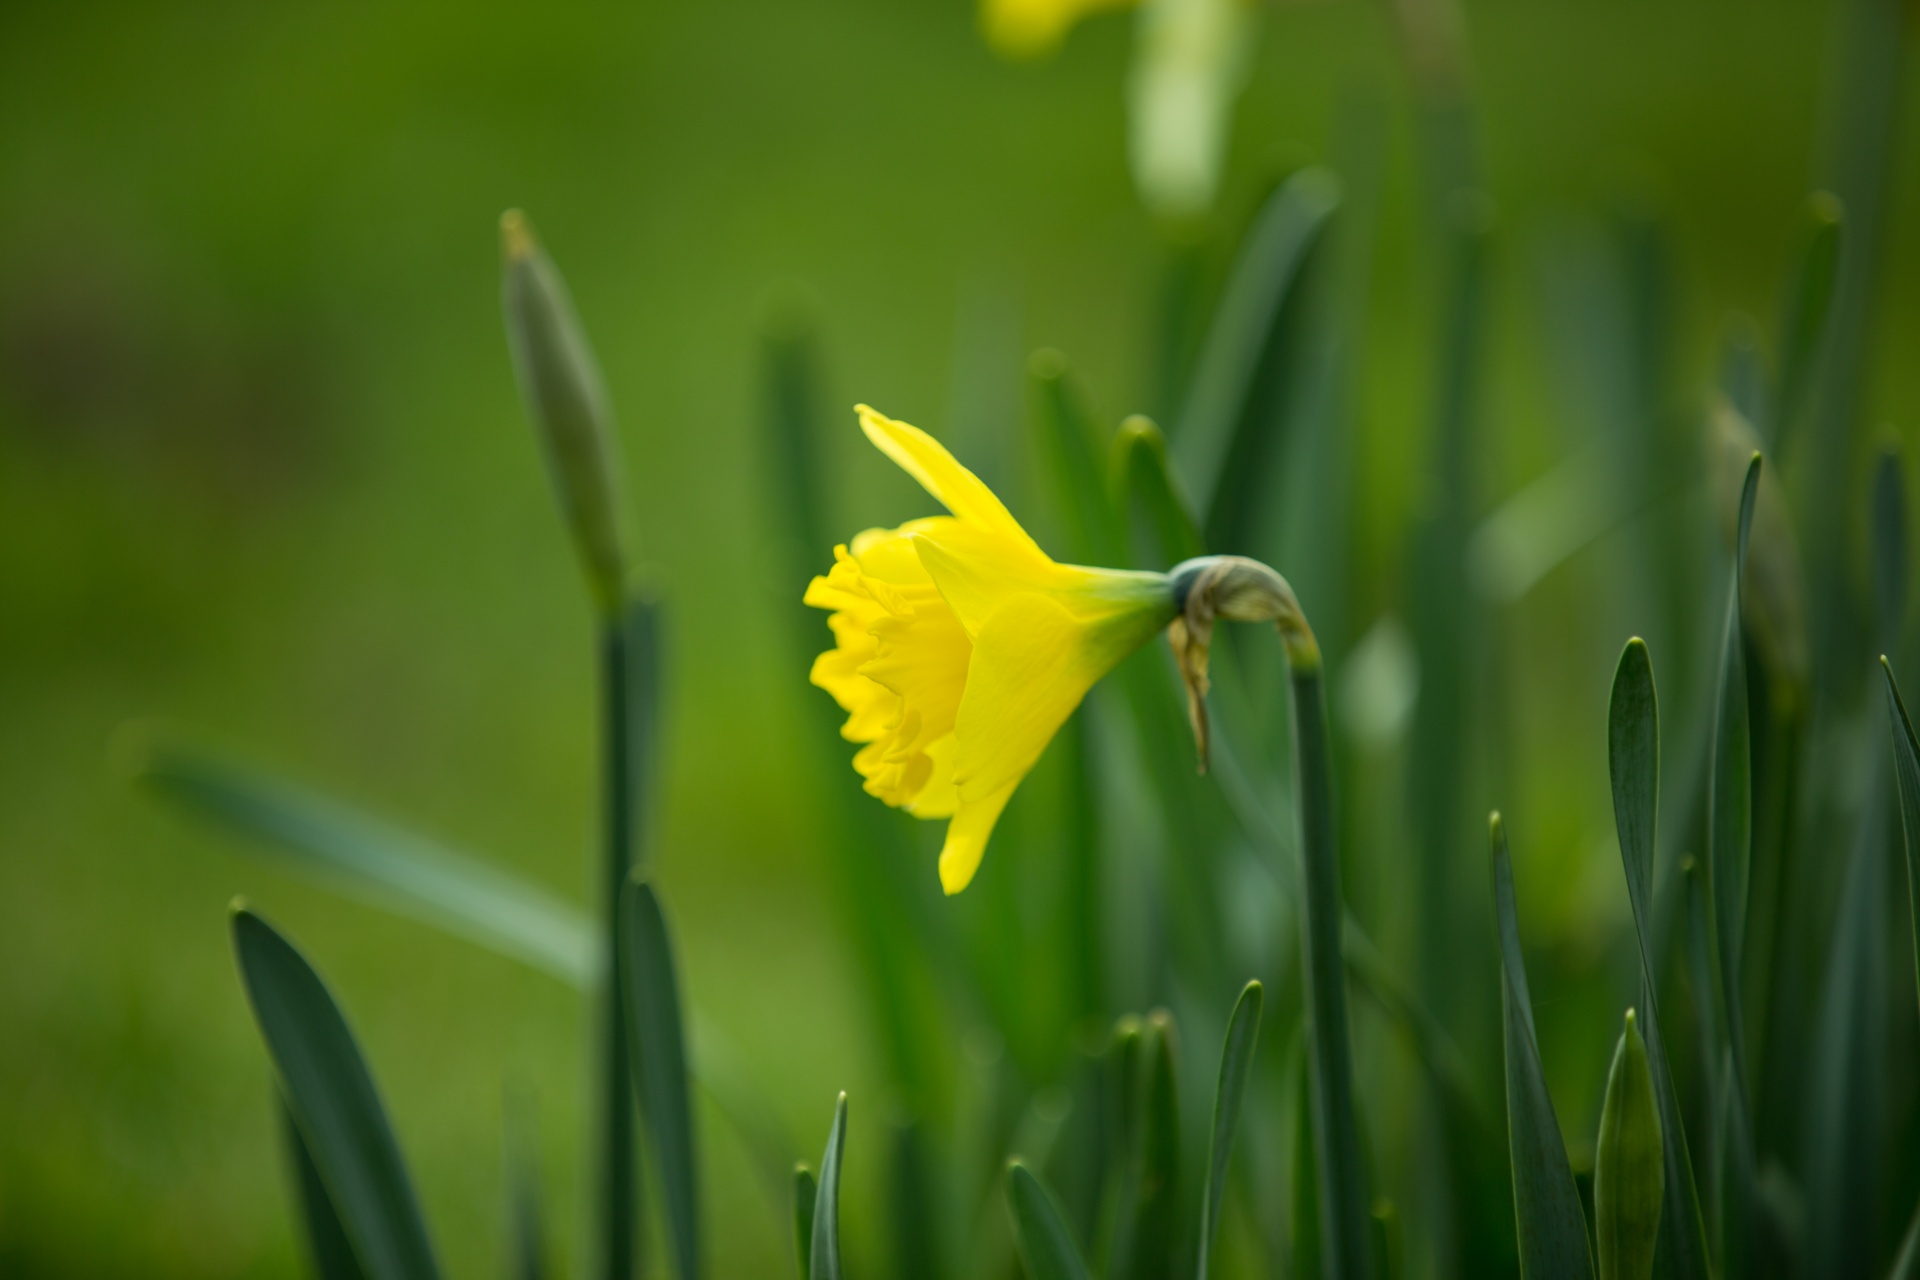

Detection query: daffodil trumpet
xmin=805 ymin=405 xmax=1314 ymax=894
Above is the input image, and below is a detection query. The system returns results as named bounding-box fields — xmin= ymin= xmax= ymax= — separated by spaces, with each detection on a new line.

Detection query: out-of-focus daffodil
xmin=807 ymin=408 xmax=1314 ymax=893
xmin=807 ymin=407 xmax=1178 ymax=894
xmin=982 ymin=0 xmax=1140 ymax=59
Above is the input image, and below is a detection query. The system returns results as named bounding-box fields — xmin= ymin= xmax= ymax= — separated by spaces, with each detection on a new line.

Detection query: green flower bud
xmin=501 ymin=210 xmax=630 ymax=614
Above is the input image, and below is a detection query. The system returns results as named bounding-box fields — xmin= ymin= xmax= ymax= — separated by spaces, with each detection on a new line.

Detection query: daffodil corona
xmin=806 ymin=406 xmax=1311 ymax=895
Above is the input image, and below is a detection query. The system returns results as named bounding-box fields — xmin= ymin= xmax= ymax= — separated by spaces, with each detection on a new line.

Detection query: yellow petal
xmin=856 ymin=406 xmax=1041 ymax=550
xmin=950 ymin=592 xmax=1105 ymax=804
xmin=938 ymin=780 xmax=1019 ymax=894
xmin=912 ymin=524 xmax=1062 ymax=639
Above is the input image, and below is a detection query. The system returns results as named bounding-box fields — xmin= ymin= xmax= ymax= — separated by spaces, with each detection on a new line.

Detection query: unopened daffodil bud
xmin=806 ymin=407 xmax=1310 ymax=892
xmin=501 ymin=210 xmax=631 ymax=616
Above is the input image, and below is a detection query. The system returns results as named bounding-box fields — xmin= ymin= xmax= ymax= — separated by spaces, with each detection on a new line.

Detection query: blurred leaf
xmin=499 ymin=210 xmax=629 ymax=615
xmin=1346 ymin=925 xmax=1515 ymax=1274
xmin=134 ymin=735 xmax=593 ymax=984
xmin=1770 ymin=193 xmax=1843 ymax=458
xmin=1605 ymin=640 xmax=1712 ymax=1280
xmin=620 ymin=876 xmax=700 ymax=1280
xmin=1291 ymin=1051 xmax=1323 ymax=1280
xmin=281 ymin=1097 xmax=369 ymax=1280
xmin=1880 ymin=659 xmax=1920 ymax=1003
xmin=504 ymin=1092 xmax=549 ymax=1280
xmin=232 ymin=907 xmax=440 ymax=1280
xmin=810 ymin=1094 xmax=848 ymax=1280
xmin=1174 ymin=168 xmax=1342 ymax=528
xmin=1595 ymin=1010 xmax=1663 ymax=1280
xmin=889 ymin=1120 xmax=943 ymax=1280
xmin=1112 ymin=415 xmax=1206 ymax=569
xmin=1113 ymin=1011 xmax=1179 ymax=1280
xmin=1030 ymin=350 xmax=1125 ymax=567
xmin=1197 ymin=981 xmax=1263 ymax=1280
xmin=1007 ymin=1161 xmax=1094 ymax=1280
xmin=1490 ymin=815 xmax=1596 ymax=1280
xmin=793 ymin=1165 xmax=817 ymax=1280
xmin=1708 ymin=455 xmax=1761 ymax=1278
xmin=1101 ymin=1016 xmax=1147 ymax=1276
xmin=1803 ymin=759 xmax=1889 ymax=1278
xmin=1290 ymin=661 xmax=1375 ymax=1279
xmin=1893 ymin=1197 xmax=1920 ymax=1280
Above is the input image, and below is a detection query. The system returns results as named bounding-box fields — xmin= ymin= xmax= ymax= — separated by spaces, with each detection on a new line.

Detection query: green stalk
xmin=599 ymin=612 xmax=641 ymax=1280
xmin=1287 ymin=637 xmax=1374 ymax=1280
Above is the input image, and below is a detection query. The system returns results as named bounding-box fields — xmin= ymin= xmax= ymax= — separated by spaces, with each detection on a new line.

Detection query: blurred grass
xmin=1 ymin=0 xmax=1917 ymax=1276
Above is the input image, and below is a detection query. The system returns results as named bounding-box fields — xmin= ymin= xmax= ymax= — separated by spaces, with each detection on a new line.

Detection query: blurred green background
xmin=1 ymin=0 xmax=1915 ymax=1276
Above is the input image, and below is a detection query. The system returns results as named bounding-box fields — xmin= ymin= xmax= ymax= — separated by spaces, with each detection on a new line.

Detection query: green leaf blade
xmin=1006 ymin=1161 xmax=1094 ymax=1280
xmin=232 ymin=908 xmax=441 ymax=1280
xmin=810 ymin=1094 xmax=848 ymax=1280
xmin=1595 ymin=1010 xmax=1663 ymax=1280
xmin=1490 ymin=815 xmax=1595 ymax=1280
xmin=620 ymin=877 xmax=700 ymax=1280
xmin=135 ymin=738 xmax=594 ymax=985
xmin=792 ymin=1165 xmax=817 ymax=1280
xmin=1197 ymin=980 xmax=1263 ymax=1280
xmin=1174 ymin=167 xmax=1342 ymax=526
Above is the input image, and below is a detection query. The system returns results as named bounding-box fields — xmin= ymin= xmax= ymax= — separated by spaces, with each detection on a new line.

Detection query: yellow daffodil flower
xmin=982 ymin=0 xmax=1140 ymax=59
xmin=806 ymin=406 xmax=1178 ymax=894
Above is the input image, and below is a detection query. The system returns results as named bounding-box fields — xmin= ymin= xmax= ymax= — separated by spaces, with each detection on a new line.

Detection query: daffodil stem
xmin=597 ymin=604 xmax=649 ymax=1280
xmin=1288 ymin=659 xmax=1374 ymax=1280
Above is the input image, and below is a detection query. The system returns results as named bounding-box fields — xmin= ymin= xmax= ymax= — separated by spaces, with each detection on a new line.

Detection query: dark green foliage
xmin=1595 ymin=1011 xmax=1663 ymax=1280
xmin=1605 ymin=642 xmax=1711 ymax=1280
xmin=1197 ymin=981 xmax=1263 ymax=1280
xmin=621 ymin=876 xmax=700 ymax=1280
xmin=232 ymin=908 xmax=440 ymax=1280
xmin=282 ymin=1099 xmax=370 ymax=1280
xmin=793 ymin=1166 xmax=818 ymax=1280
xmin=1491 ymin=815 xmax=1596 ymax=1280
xmin=1007 ymin=1162 xmax=1094 ymax=1280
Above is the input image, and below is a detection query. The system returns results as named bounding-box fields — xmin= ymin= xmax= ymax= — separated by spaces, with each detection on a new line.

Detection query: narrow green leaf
xmin=1609 ymin=640 xmax=1659 ymax=945
xmin=1770 ymin=192 xmax=1843 ymax=459
xmin=810 ymin=1094 xmax=848 ymax=1280
xmin=503 ymin=1097 xmax=549 ymax=1280
xmin=1101 ymin=1016 xmax=1147 ymax=1278
xmin=792 ymin=1165 xmax=817 ymax=1280
xmin=1006 ymin=1161 xmax=1094 ymax=1280
xmin=1595 ymin=1010 xmax=1663 ymax=1280
xmin=1490 ymin=814 xmax=1596 ymax=1280
xmin=1880 ymin=659 xmax=1920 ymax=1004
xmin=281 ymin=1097 xmax=369 ymax=1280
xmin=1604 ymin=640 xmax=1711 ymax=1280
xmin=887 ymin=1120 xmax=942 ymax=1280
xmin=1290 ymin=661 xmax=1375 ymax=1279
xmin=232 ymin=907 xmax=440 ymax=1280
xmin=1891 ymin=1195 xmax=1920 ymax=1280
xmin=1803 ymin=761 xmax=1889 ymax=1278
xmin=1112 ymin=415 xmax=1206 ymax=569
xmin=1174 ymin=168 xmax=1342 ymax=524
xmin=499 ymin=210 xmax=630 ymax=614
xmin=1030 ymin=349 xmax=1125 ymax=567
xmin=620 ymin=876 xmax=700 ymax=1280
xmin=1708 ymin=455 xmax=1760 ymax=1278
xmin=1113 ymin=1011 xmax=1179 ymax=1280
xmin=1197 ymin=981 xmax=1263 ymax=1280
xmin=133 ymin=735 xmax=593 ymax=984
